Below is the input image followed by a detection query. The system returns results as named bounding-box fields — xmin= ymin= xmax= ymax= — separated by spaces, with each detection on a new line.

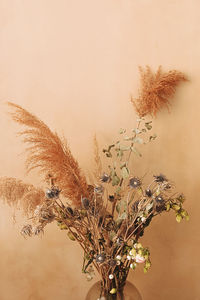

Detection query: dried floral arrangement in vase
xmin=0 ymin=67 xmax=189 ymax=300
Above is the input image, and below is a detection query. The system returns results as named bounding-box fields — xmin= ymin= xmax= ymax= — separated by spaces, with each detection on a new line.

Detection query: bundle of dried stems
xmin=0 ymin=67 xmax=189 ymax=299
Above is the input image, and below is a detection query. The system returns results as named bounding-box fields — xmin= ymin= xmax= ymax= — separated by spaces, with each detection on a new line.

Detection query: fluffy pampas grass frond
xmin=131 ymin=66 xmax=188 ymax=117
xmin=7 ymin=102 xmax=89 ymax=207
xmin=0 ymin=177 xmax=44 ymax=215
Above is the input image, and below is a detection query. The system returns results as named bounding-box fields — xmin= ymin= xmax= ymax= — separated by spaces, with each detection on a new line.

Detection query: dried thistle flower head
xmin=129 ymin=177 xmax=141 ymax=189
xmin=100 ymin=173 xmax=110 ymax=183
xmin=154 ymin=174 xmax=167 ymax=183
xmin=94 ymin=185 xmax=104 ymax=194
xmin=33 ymin=225 xmax=44 ymax=236
xmin=132 ymin=66 xmax=188 ymax=117
xmin=45 ymin=187 xmax=60 ymax=199
xmin=155 ymin=195 xmax=164 ymax=204
xmin=145 ymin=189 xmax=152 ymax=197
xmin=21 ymin=224 xmax=33 ymax=237
xmin=96 ymin=253 xmax=106 ymax=264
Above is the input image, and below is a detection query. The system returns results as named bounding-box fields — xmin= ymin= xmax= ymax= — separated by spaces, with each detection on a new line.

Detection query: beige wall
xmin=0 ymin=1 xmax=199 ymax=299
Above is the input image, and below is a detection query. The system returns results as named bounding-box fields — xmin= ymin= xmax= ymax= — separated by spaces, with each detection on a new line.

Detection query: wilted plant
xmin=0 ymin=67 xmax=189 ymax=299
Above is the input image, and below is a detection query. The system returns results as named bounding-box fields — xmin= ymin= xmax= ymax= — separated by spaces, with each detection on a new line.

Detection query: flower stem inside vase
xmin=100 ymin=280 xmax=125 ymax=300
xmin=85 ymin=280 xmax=142 ymax=300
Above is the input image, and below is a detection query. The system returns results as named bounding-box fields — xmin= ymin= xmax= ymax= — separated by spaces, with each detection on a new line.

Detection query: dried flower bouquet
xmin=0 ymin=67 xmax=189 ymax=299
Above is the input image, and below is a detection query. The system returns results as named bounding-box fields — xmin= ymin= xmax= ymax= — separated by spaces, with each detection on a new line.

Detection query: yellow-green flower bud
xmin=110 ymin=288 xmax=117 ymax=294
xmin=176 ymin=214 xmax=182 ymax=223
xmin=172 ymin=204 xmax=181 ymax=211
xmin=130 ymin=248 xmax=136 ymax=256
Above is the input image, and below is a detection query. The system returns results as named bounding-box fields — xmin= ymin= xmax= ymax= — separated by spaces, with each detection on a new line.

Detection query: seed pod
xmin=100 ymin=173 xmax=110 ymax=183
xmin=108 ymin=195 xmax=115 ymax=202
xmin=81 ymin=198 xmax=90 ymax=210
xmin=67 ymin=231 xmax=76 ymax=241
xmin=145 ymin=189 xmax=152 ymax=197
xmin=98 ymin=216 xmax=103 ymax=227
xmin=155 ymin=196 xmax=166 ymax=212
xmin=109 ymin=259 xmax=117 ymax=267
xmin=66 ymin=206 xmax=74 ymax=216
xmin=132 ymin=200 xmax=139 ymax=213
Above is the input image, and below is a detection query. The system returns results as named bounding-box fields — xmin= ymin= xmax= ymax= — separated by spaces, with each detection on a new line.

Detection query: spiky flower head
xmin=94 ymin=185 xmax=104 ymax=194
xmin=45 ymin=187 xmax=60 ymax=199
xmin=21 ymin=224 xmax=32 ymax=237
xmin=155 ymin=195 xmax=164 ymax=204
xmin=33 ymin=225 xmax=44 ymax=236
xmin=154 ymin=174 xmax=167 ymax=183
xmin=96 ymin=253 xmax=106 ymax=264
xmin=155 ymin=195 xmax=166 ymax=212
xmin=100 ymin=173 xmax=110 ymax=183
xmin=129 ymin=177 xmax=141 ymax=189
xmin=38 ymin=207 xmax=55 ymax=223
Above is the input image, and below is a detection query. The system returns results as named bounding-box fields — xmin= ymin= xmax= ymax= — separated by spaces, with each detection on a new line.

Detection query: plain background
xmin=0 ymin=0 xmax=199 ymax=299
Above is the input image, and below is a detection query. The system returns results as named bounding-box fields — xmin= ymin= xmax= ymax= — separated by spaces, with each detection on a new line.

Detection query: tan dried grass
xmin=132 ymin=66 xmax=188 ymax=117
xmin=0 ymin=177 xmax=44 ymax=215
xmin=7 ymin=102 xmax=89 ymax=207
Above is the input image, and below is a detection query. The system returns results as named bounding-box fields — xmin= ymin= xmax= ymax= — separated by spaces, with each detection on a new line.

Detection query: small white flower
xmin=116 ymin=260 xmax=121 ymax=265
xmin=86 ymin=274 xmax=92 ymax=281
xmin=141 ymin=217 xmax=146 ymax=223
xmin=130 ymin=262 xmax=137 ymax=269
xmin=127 ymin=255 xmax=131 ymax=260
xmin=109 ymin=274 xmax=114 ymax=280
xmin=135 ymin=254 xmax=145 ymax=264
xmin=116 ymin=255 xmax=121 ymax=260
xmin=129 ymin=248 xmax=136 ymax=257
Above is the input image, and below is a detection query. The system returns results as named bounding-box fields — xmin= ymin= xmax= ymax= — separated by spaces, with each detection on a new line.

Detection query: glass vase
xmin=85 ymin=280 xmax=142 ymax=300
